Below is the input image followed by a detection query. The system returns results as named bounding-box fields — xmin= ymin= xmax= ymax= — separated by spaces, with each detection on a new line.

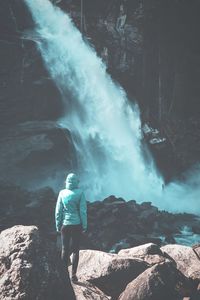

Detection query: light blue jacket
xmin=55 ymin=174 xmax=87 ymax=232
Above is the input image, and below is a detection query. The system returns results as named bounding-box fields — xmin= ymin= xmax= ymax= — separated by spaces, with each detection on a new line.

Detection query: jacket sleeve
xmin=80 ymin=192 xmax=87 ymax=230
xmin=55 ymin=192 xmax=64 ymax=232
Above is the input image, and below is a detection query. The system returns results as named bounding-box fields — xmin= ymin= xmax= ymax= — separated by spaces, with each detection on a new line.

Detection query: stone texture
xmin=118 ymin=243 xmax=171 ymax=266
xmin=118 ymin=243 xmax=162 ymax=257
xmin=76 ymin=250 xmax=148 ymax=298
xmin=0 ymin=225 xmax=74 ymax=300
xmin=1 ymin=227 xmax=199 ymax=300
xmin=161 ymin=244 xmax=200 ymax=281
xmin=72 ymin=281 xmax=110 ymax=300
xmin=118 ymin=261 xmax=195 ymax=300
xmin=89 ymin=258 xmax=148 ymax=298
xmin=75 ymin=249 xmax=116 ymax=281
xmin=192 ymin=244 xmax=200 ymax=259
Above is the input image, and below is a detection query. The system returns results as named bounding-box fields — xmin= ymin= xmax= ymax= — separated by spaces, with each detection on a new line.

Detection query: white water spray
xmin=24 ymin=0 xmax=200 ymax=214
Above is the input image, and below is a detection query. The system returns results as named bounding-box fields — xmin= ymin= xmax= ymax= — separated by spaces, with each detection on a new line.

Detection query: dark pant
xmin=61 ymin=224 xmax=82 ymax=276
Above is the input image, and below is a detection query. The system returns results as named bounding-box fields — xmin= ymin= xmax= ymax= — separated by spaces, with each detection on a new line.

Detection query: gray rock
xmin=161 ymin=244 xmax=200 ymax=281
xmin=0 ymin=225 xmax=74 ymax=300
xmin=72 ymin=281 xmax=111 ymax=300
xmin=192 ymin=244 xmax=200 ymax=259
xmin=76 ymin=249 xmax=116 ymax=281
xmin=119 ymin=243 xmax=162 ymax=257
xmin=118 ymin=261 xmax=195 ymax=300
xmin=89 ymin=258 xmax=148 ymax=298
xmin=118 ymin=243 xmax=172 ymax=266
xmin=76 ymin=249 xmax=148 ymax=298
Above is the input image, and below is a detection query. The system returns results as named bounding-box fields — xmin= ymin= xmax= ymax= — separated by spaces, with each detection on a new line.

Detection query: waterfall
xmin=24 ymin=0 xmax=200 ymax=215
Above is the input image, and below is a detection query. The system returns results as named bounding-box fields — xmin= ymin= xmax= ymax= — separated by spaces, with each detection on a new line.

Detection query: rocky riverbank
xmin=1 ymin=185 xmax=200 ymax=252
xmin=0 ymin=225 xmax=200 ymax=300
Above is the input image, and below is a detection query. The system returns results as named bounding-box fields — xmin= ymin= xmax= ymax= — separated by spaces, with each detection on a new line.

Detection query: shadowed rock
xmin=161 ymin=244 xmax=200 ymax=281
xmin=0 ymin=225 xmax=75 ymax=300
xmin=118 ymin=261 xmax=195 ymax=300
xmin=76 ymin=249 xmax=148 ymax=298
xmin=72 ymin=281 xmax=111 ymax=300
xmin=89 ymin=258 xmax=149 ymax=298
xmin=118 ymin=243 xmax=171 ymax=266
xmin=0 ymin=121 xmax=76 ymax=190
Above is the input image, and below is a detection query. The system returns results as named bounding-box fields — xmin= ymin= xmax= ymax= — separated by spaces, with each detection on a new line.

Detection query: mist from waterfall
xmin=24 ymin=0 xmax=200 ymax=215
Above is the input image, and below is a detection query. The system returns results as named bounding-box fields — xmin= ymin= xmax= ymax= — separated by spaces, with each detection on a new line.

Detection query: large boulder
xmin=118 ymin=243 xmax=169 ymax=266
xmin=76 ymin=249 xmax=116 ymax=281
xmin=161 ymin=244 xmax=200 ymax=281
xmin=118 ymin=261 xmax=195 ymax=300
xmin=89 ymin=258 xmax=149 ymax=298
xmin=118 ymin=243 xmax=162 ymax=257
xmin=0 ymin=225 xmax=75 ymax=300
xmin=76 ymin=250 xmax=149 ymax=298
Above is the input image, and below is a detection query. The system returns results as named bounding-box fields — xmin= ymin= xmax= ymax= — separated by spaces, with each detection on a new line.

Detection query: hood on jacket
xmin=65 ymin=173 xmax=79 ymax=190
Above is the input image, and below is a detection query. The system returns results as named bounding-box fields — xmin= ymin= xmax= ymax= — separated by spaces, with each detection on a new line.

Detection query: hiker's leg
xmin=60 ymin=225 xmax=71 ymax=267
xmin=71 ymin=225 xmax=82 ymax=276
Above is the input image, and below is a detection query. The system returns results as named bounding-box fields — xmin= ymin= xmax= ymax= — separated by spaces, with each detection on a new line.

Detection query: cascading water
xmin=174 ymin=225 xmax=200 ymax=246
xmin=24 ymin=0 xmax=200 ymax=215
xmin=24 ymin=0 xmax=163 ymax=202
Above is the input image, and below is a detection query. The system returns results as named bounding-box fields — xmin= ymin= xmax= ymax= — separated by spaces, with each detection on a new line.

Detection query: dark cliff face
xmin=57 ymin=0 xmax=200 ymax=119
xmin=0 ymin=0 xmax=62 ymax=128
xmin=0 ymin=0 xmax=200 ymax=187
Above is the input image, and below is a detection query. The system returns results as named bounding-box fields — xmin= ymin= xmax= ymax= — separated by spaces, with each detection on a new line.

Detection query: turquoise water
xmin=25 ymin=0 xmax=200 ymax=215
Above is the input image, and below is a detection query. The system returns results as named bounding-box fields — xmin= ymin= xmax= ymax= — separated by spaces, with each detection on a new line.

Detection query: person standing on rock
xmin=55 ymin=173 xmax=87 ymax=283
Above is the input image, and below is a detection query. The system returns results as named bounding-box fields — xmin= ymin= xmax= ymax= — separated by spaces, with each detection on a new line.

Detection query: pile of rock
xmin=75 ymin=243 xmax=200 ymax=299
xmin=85 ymin=195 xmax=200 ymax=252
xmin=1 ymin=225 xmax=200 ymax=300
xmin=1 ymin=187 xmax=200 ymax=253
